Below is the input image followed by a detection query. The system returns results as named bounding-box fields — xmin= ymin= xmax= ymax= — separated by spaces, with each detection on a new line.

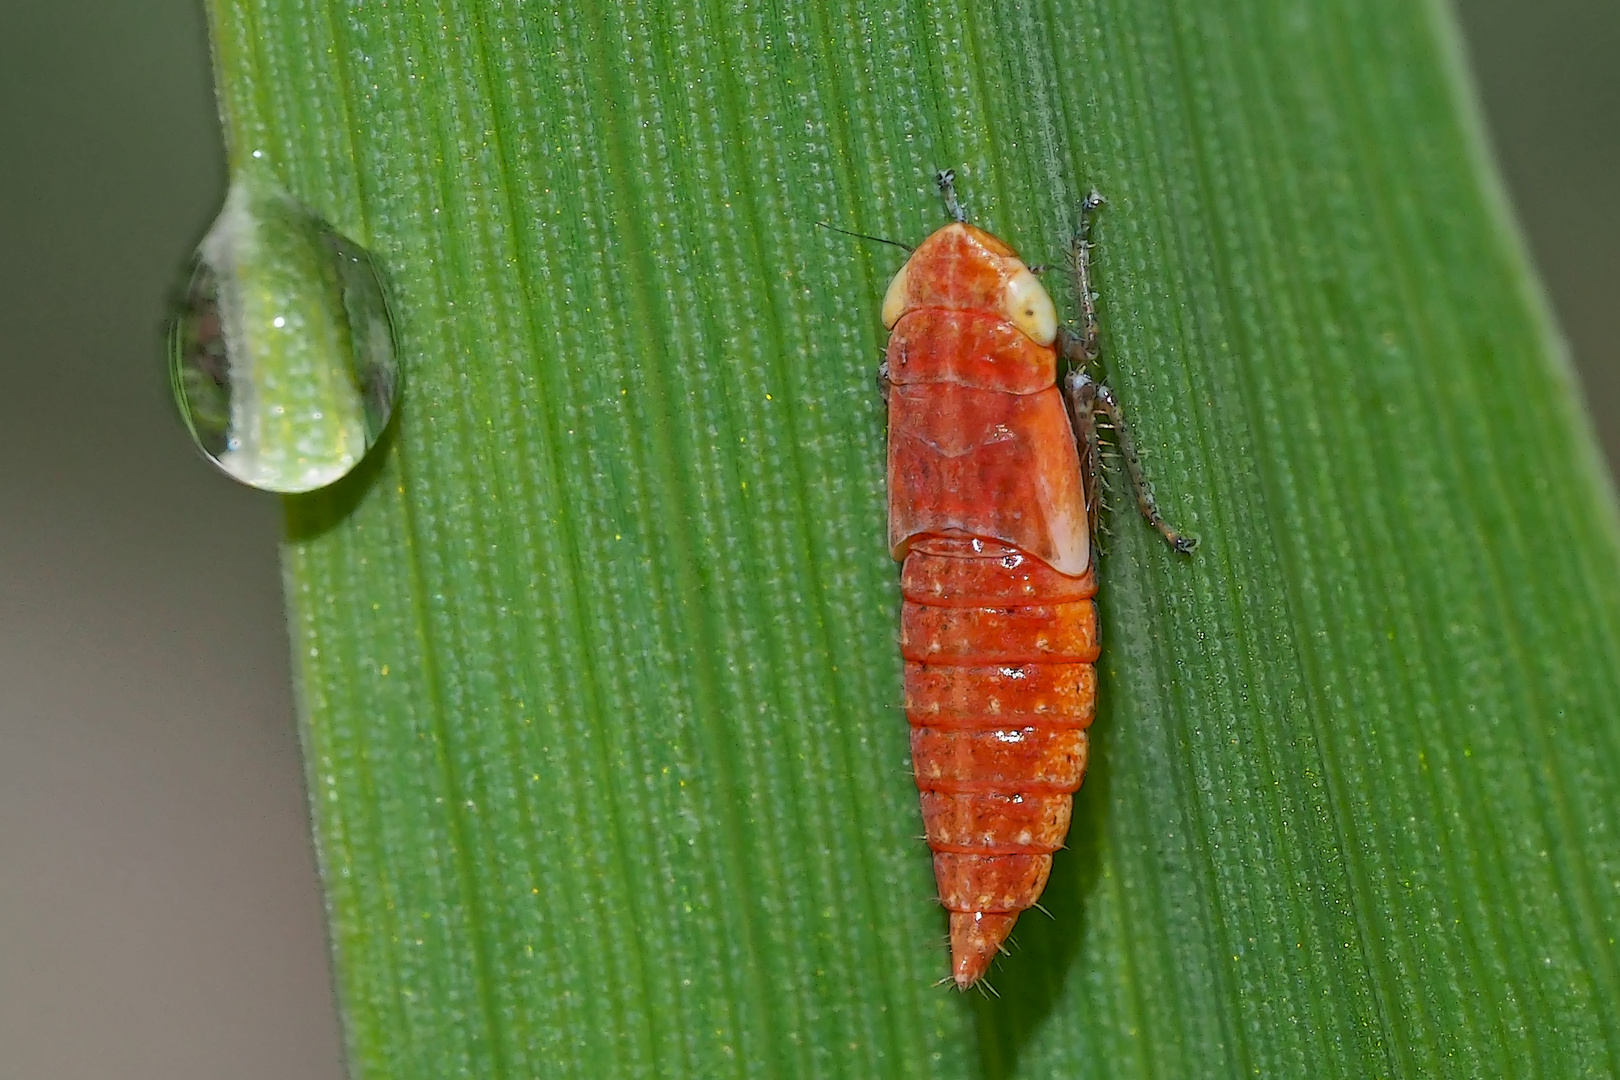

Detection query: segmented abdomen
xmin=901 ymin=535 xmax=1097 ymax=984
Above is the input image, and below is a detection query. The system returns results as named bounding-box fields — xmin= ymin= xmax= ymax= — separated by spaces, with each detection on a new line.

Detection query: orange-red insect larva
xmin=880 ymin=174 xmax=1193 ymax=988
xmin=884 ymin=212 xmax=1097 ymax=988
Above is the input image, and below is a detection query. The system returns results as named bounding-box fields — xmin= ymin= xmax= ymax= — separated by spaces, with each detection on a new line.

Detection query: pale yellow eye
xmin=881 ymin=260 xmax=911 ymax=329
xmin=1002 ymin=268 xmax=1056 ymax=345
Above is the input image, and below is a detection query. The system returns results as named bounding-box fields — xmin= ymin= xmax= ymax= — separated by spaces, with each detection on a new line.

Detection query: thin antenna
xmin=814 ymin=221 xmax=913 ymax=253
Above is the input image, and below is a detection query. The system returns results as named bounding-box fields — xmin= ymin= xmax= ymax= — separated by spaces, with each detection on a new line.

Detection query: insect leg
xmin=1055 ymin=189 xmax=1195 ymax=554
xmin=877 ymin=359 xmax=892 ymax=406
xmin=1064 ymin=365 xmax=1105 ymax=542
xmin=936 ymin=169 xmax=967 ymax=223
xmin=1065 ymin=370 xmax=1198 ymax=554
xmin=1069 ymin=190 xmax=1106 ymax=362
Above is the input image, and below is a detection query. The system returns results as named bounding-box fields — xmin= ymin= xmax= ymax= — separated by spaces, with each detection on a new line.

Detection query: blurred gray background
xmin=0 ymin=2 xmax=1613 ymax=1077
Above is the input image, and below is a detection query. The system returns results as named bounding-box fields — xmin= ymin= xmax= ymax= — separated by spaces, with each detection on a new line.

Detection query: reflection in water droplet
xmin=169 ymin=174 xmax=400 ymax=493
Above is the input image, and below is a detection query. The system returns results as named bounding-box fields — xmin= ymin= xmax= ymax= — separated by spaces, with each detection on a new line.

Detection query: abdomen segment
xmin=901 ymin=536 xmax=1097 ymax=987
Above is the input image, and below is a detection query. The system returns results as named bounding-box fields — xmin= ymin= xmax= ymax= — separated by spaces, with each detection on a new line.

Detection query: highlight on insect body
xmin=881 ymin=170 xmax=1193 ymax=989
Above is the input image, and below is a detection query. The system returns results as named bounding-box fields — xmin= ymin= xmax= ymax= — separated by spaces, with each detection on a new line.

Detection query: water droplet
xmin=169 ymin=174 xmax=400 ymax=493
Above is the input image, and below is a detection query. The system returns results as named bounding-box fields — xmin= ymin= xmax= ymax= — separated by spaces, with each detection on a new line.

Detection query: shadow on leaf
xmin=969 ymin=720 xmax=1112 ymax=1078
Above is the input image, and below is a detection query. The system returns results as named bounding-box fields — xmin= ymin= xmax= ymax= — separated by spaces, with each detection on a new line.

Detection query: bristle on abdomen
xmin=901 ymin=536 xmax=1097 ymax=988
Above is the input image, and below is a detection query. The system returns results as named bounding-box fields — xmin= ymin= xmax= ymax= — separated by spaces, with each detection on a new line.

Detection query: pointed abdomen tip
xmin=950 ymin=910 xmax=1019 ymax=989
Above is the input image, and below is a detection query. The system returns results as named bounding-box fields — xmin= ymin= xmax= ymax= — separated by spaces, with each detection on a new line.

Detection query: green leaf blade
xmin=206 ymin=0 xmax=1620 ymax=1076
